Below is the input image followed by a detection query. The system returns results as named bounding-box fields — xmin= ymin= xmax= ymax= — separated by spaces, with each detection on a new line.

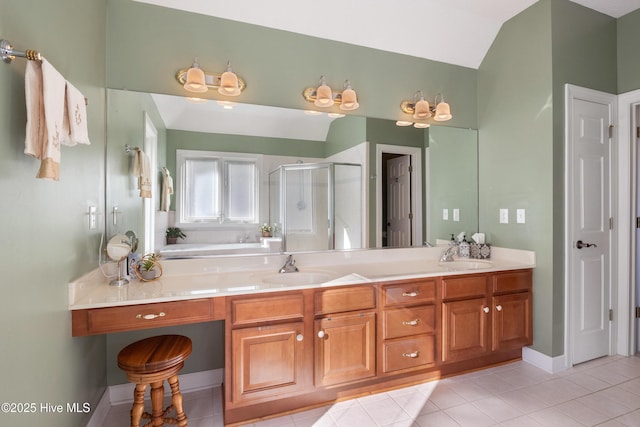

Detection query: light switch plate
xmin=499 ymin=208 xmax=509 ymax=224
xmin=88 ymin=206 xmax=97 ymax=230
xmin=442 ymin=209 xmax=449 ymax=221
xmin=453 ymin=208 xmax=460 ymax=222
xmin=517 ymin=209 xmax=526 ymax=224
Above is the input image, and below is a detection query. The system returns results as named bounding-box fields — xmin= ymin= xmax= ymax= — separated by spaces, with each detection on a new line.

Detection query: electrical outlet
xmin=499 ymin=208 xmax=509 ymax=224
xmin=442 ymin=209 xmax=449 ymax=221
xmin=517 ymin=209 xmax=526 ymax=224
xmin=88 ymin=206 xmax=97 ymax=230
xmin=453 ymin=208 xmax=460 ymax=222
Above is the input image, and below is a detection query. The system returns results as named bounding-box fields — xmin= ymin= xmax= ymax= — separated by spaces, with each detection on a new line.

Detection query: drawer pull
xmin=317 ymin=330 xmax=326 ymax=339
xmin=402 ymin=291 xmax=419 ymax=297
xmin=296 ymin=333 xmax=304 ymax=342
xmin=483 ymin=307 xmax=490 ymax=314
xmin=496 ymin=305 xmax=503 ymax=312
xmin=402 ymin=319 xmax=421 ymax=326
xmin=136 ymin=312 xmax=166 ymax=320
xmin=402 ymin=351 xmax=420 ymax=358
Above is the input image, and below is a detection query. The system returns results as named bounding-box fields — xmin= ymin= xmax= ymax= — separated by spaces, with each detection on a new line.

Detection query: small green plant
xmin=258 ymin=223 xmax=272 ymax=233
xmin=140 ymin=253 xmax=159 ymax=271
xmin=166 ymin=227 xmax=187 ymax=239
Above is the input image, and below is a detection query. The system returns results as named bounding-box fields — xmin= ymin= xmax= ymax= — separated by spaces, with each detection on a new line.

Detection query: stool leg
xmin=168 ymin=374 xmax=188 ymax=427
xmin=130 ymin=383 xmax=147 ymax=427
xmin=150 ymin=381 xmax=165 ymax=427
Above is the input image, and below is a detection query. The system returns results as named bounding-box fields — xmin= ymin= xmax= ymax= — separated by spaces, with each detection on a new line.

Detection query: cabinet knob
xmin=402 ymin=291 xmax=419 ymax=297
xmin=135 ymin=312 xmax=165 ymax=320
xmin=317 ymin=330 xmax=325 ymax=338
xmin=402 ymin=351 xmax=420 ymax=358
xmin=402 ymin=319 xmax=420 ymax=326
xmin=483 ymin=306 xmax=490 ymax=314
xmin=296 ymin=333 xmax=304 ymax=342
xmin=496 ymin=305 xmax=503 ymax=312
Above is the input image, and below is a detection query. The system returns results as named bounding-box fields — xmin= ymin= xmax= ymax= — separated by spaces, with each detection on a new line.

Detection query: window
xmin=176 ymin=150 xmax=260 ymax=225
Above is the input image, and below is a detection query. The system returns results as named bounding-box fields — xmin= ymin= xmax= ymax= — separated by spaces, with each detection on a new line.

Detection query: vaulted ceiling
xmin=134 ymin=0 xmax=640 ymax=69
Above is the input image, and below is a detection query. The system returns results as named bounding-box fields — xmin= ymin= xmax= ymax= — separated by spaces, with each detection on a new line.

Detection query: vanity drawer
xmin=314 ymin=286 xmax=376 ymax=315
xmin=383 ymin=335 xmax=436 ymax=373
xmin=71 ymin=298 xmax=221 ymax=336
xmin=231 ymin=293 xmax=304 ymax=326
xmin=441 ymin=276 xmax=488 ymax=300
xmin=382 ymin=279 xmax=436 ymax=306
xmin=492 ymin=270 xmax=532 ymax=294
xmin=383 ymin=305 xmax=435 ymax=339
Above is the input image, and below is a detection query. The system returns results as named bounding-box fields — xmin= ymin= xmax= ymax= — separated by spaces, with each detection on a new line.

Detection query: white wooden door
xmin=568 ymin=86 xmax=614 ymax=365
xmin=387 ymin=155 xmax=411 ymax=247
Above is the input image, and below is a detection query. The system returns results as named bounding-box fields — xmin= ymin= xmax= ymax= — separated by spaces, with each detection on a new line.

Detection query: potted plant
xmin=259 ymin=223 xmax=272 ymax=238
xmin=136 ymin=253 xmax=162 ymax=281
xmin=166 ymin=227 xmax=186 ymax=244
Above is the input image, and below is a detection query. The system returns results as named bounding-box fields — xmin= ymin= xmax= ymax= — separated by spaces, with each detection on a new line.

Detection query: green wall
xmin=617 ymin=9 xmax=640 ymax=93
xmin=0 ymin=0 xmax=107 ymax=426
xmin=478 ymin=0 xmax=618 ymax=357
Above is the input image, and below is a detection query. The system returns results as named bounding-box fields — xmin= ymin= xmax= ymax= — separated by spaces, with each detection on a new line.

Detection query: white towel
xmin=133 ymin=149 xmax=152 ymax=198
xmin=64 ymin=81 xmax=90 ymax=146
xmin=24 ymin=58 xmax=67 ymax=180
xmin=161 ymin=167 xmax=173 ymax=211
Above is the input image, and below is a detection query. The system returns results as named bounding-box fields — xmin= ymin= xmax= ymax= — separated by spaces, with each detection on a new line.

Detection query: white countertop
xmin=68 ymin=246 xmax=535 ymax=310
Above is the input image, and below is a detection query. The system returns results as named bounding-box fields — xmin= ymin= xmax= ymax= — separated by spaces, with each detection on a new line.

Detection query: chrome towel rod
xmin=1 ymin=38 xmax=41 ymax=63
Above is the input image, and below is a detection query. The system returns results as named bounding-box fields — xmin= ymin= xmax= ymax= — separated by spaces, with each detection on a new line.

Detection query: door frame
xmin=617 ymin=88 xmax=640 ymax=356
xmin=564 ymin=84 xmax=618 ymax=367
xmin=375 ymin=144 xmax=422 ymax=248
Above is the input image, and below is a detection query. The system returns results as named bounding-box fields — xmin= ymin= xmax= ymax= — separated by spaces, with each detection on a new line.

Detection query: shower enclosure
xmin=269 ymin=162 xmax=363 ymax=252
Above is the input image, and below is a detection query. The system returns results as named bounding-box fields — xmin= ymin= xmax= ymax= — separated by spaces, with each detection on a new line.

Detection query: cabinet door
xmin=442 ymin=298 xmax=490 ymax=363
xmin=492 ymin=292 xmax=532 ymax=352
xmin=231 ymin=322 xmax=306 ymax=404
xmin=315 ymin=312 xmax=376 ymax=387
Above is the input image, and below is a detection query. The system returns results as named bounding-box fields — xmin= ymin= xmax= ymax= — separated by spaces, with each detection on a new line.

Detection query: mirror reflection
xmin=106 ymin=89 xmax=478 ymax=257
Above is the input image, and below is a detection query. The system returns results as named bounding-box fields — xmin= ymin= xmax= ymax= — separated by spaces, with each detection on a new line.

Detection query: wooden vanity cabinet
xmin=380 ymin=279 xmax=437 ymax=374
xmin=441 ymin=270 xmax=533 ymax=364
xmin=314 ymin=286 xmax=377 ymax=387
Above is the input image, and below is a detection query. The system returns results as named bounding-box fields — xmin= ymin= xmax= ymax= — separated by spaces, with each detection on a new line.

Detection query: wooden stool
xmin=117 ymin=335 xmax=192 ymax=427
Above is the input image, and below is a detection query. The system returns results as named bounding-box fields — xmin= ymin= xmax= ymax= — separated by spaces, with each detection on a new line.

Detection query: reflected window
xmin=177 ymin=149 xmax=259 ymax=225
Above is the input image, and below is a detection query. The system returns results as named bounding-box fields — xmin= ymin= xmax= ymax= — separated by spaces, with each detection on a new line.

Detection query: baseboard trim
xmin=87 ymin=368 xmax=224 ymax=427
xmin=522 ymin=346 xmax=568 ymax=373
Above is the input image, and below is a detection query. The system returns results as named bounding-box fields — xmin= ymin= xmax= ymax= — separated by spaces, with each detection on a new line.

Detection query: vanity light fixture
xmin=398 ymin=90 xmax=453 ymax=127
xmin=302 ymin=77 xmax=360 ymax=111
xmin=177 ymin=58 xmax=246 ymax=96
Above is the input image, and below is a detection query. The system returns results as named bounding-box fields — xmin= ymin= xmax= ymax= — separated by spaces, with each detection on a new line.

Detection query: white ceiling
xmin=134 ymin=0 xmax=640 ymax=69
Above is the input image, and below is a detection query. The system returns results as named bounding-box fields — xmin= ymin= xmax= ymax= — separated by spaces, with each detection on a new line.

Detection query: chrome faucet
xmin=440 ymin=245 xmax=458 ymax=262
xmin=279 ymin=254 xmax=299 ymax=273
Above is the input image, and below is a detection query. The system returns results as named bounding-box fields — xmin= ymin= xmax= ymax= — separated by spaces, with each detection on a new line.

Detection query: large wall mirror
xmin=106 ymin=89 xmax=478 ymax=257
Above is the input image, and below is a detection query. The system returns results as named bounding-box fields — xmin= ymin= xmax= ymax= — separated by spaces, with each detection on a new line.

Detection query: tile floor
xmin=103 ymin=355 xmax=640 ymax=426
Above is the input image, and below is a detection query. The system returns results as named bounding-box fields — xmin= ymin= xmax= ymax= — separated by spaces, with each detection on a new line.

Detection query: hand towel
xmin=24 ymin=58 xmax=67 ymax=180
xmin=64 ymin=81 xmax=90 ymax=146
xmin=133 ymin=149 xmax=152 ymax=198
xmin=161 ymin=167 xmax=173 ymax=211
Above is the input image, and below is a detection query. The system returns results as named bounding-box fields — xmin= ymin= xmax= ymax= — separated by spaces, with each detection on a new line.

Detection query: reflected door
xmin=386 ymin=155 xmax=411 ymax=247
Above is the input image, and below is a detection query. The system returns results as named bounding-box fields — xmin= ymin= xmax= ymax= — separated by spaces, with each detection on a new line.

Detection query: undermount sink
xmin=438 ymin=260 xmax=493 ymax=271
xmin=259 ymin=271 xmax=335 ymax=286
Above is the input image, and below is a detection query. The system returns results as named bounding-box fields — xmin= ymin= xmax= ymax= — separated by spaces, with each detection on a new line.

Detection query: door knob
xmin=575 ymin=240 xmax=597 ymax=249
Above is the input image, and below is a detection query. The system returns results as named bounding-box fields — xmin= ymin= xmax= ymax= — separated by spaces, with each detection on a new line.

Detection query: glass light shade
xmin=340 ymin=88 xmax=359 ymax=111
xmin=395 ymin=120 xmax=413 ymax=127
xmin=314 ymin=83 xmax=334 ymax=107
xmin=184 ymin=65 xmax=207 ymax=93
xmin=413 ymin=98 xmax=431 ymax=119
xmin=434 ymin=101 xmax=452 ymax=121
xmin=413 ymin=122 xmax=430 ymax=128
xmin=218 ymin=69 xmax=241 ymax=96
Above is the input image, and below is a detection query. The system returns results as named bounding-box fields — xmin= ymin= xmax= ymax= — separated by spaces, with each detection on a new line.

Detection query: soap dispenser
xmin=459 ymin=235 xmax=470 ymax=258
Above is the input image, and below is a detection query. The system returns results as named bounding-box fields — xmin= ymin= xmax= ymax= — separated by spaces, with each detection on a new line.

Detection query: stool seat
xmin=118 ymin=335 xmax=192 ymax=374
xmin=118 ymin=335 xmax=192 ymax=427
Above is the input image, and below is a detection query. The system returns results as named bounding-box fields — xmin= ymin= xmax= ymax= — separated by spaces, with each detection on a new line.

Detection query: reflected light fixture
xmin=302 ymin=77 xmax=359 ymax=111
xmin=398 ymin=90 xmax=453 ymax=127
xmin=176 ymin=58 xmax=246 ymax=96
xmin=183 ymin=58 xmax=207 ymax=93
